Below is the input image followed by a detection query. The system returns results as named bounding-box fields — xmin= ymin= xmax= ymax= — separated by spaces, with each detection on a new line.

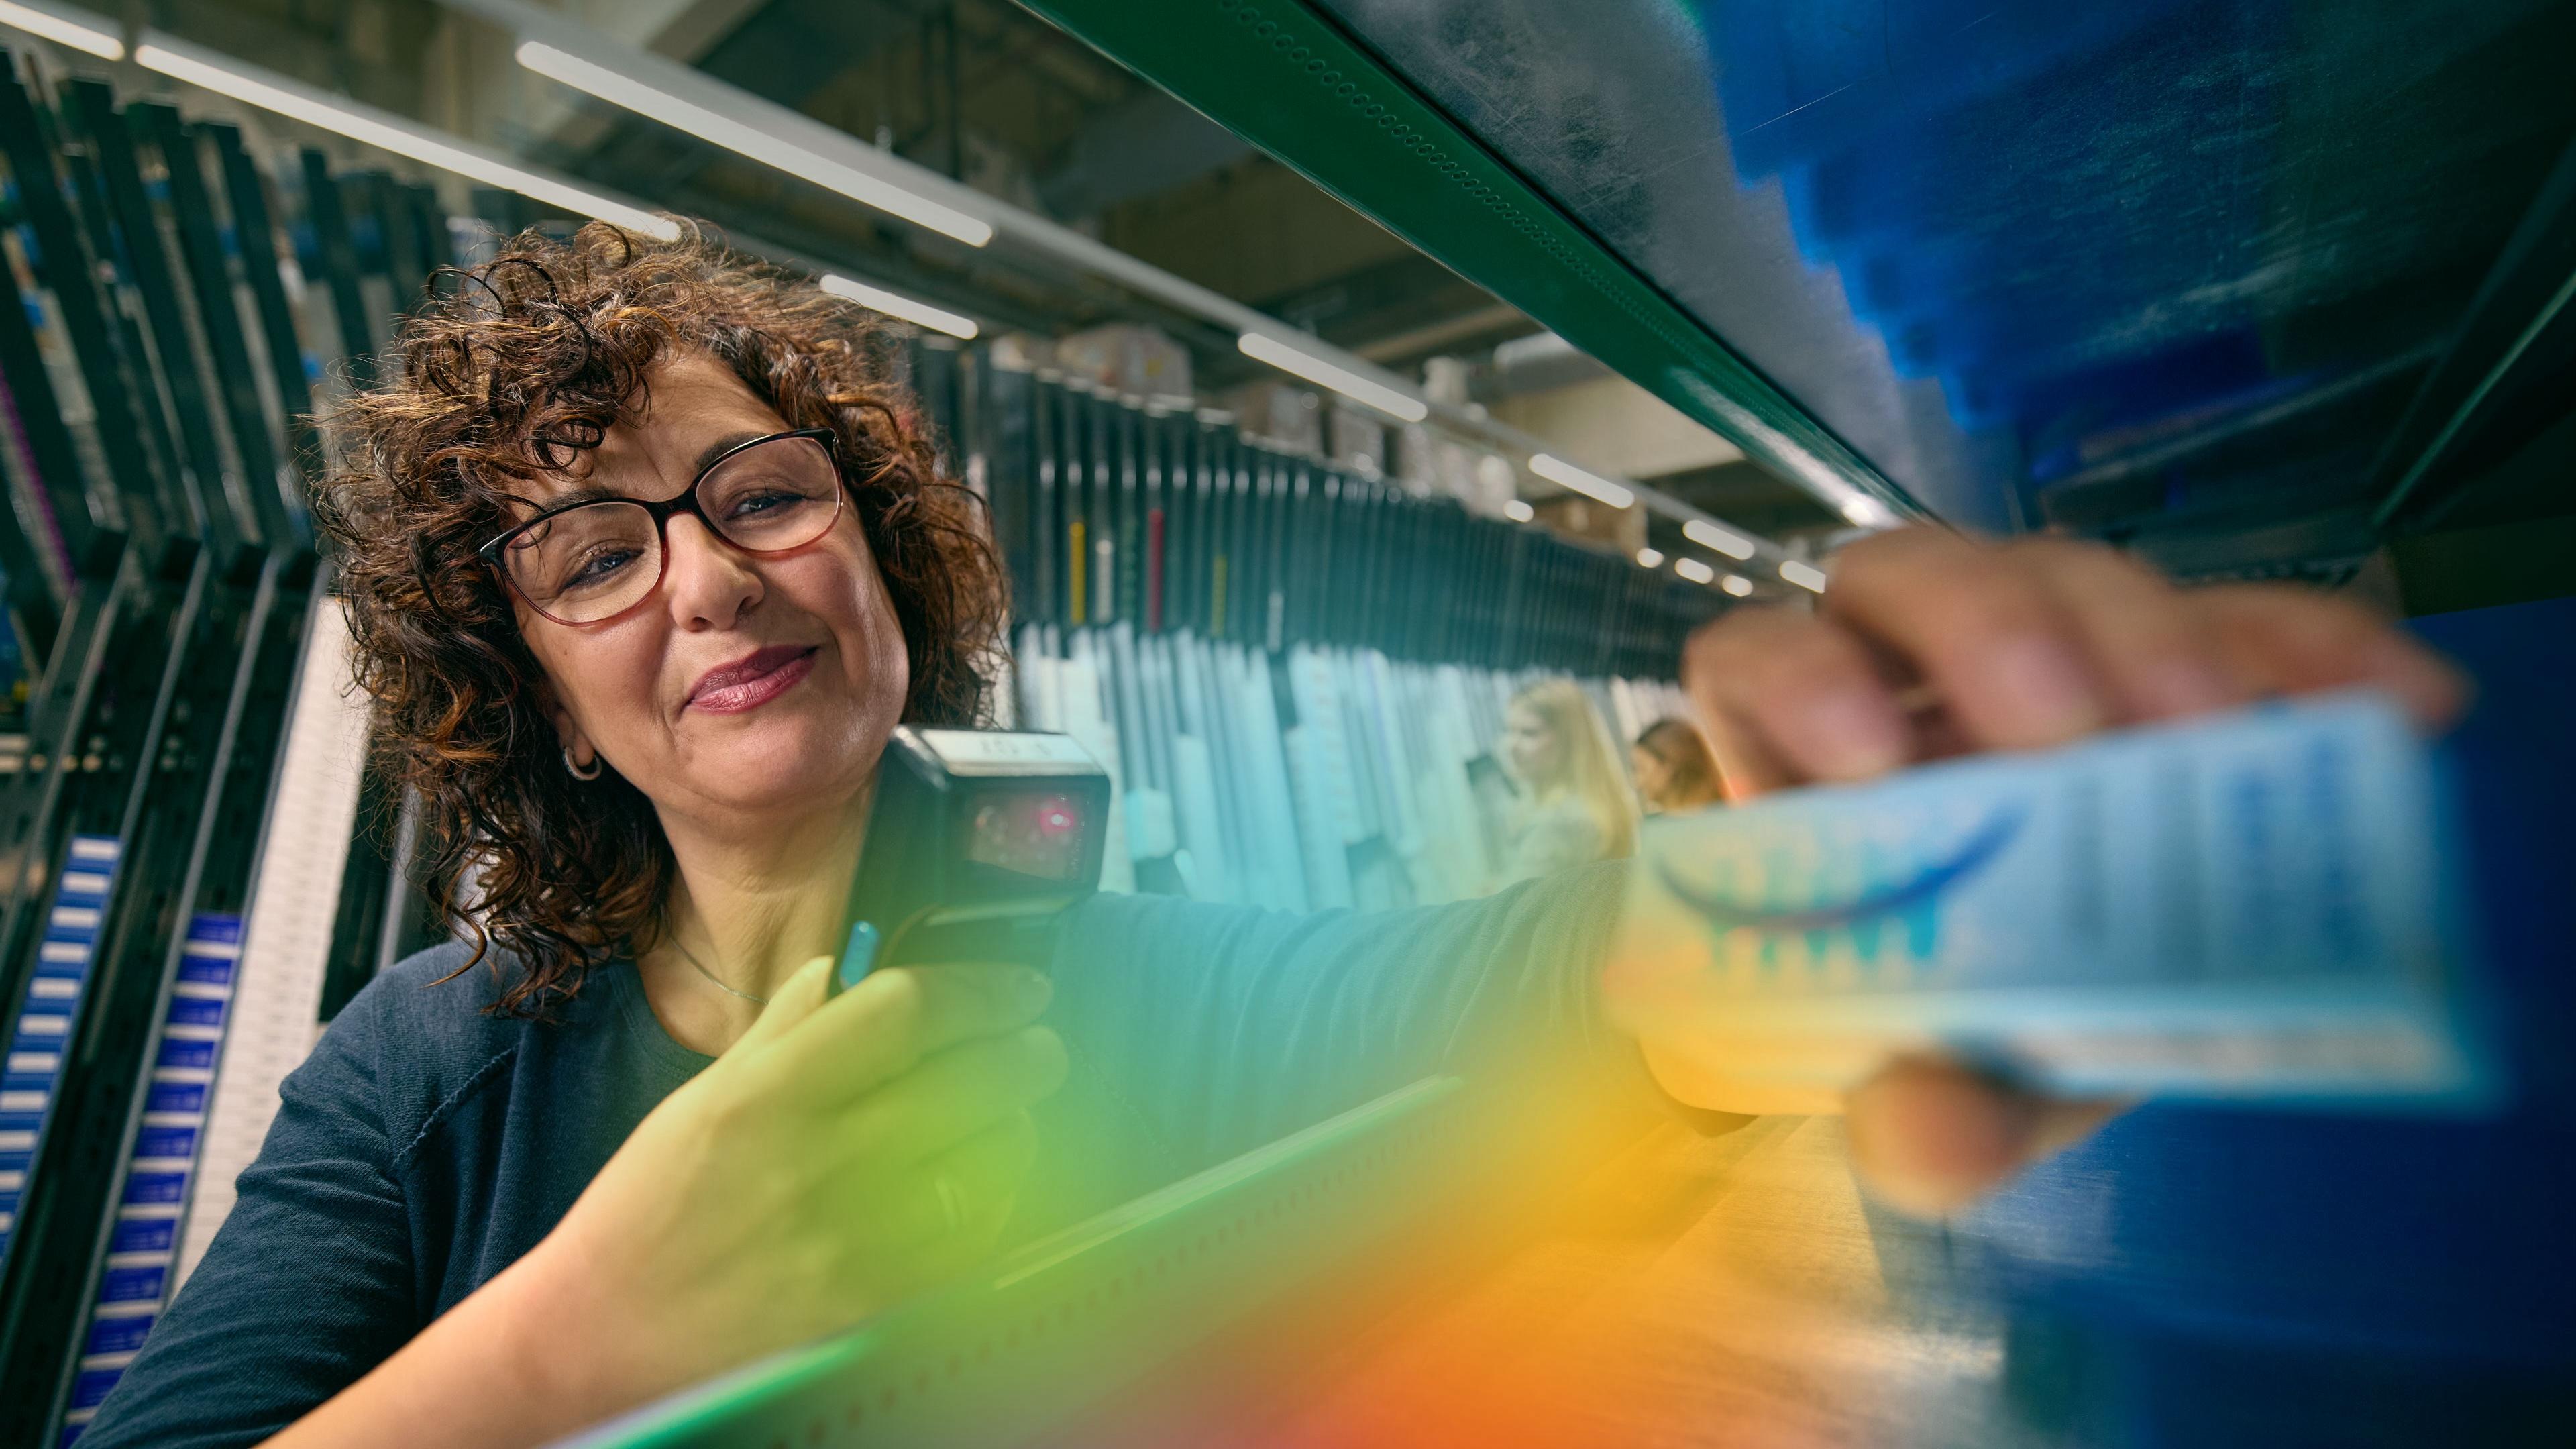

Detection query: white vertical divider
xmin=1014 ymin=627 xmax=1682 ymax=910
xmin=173 ymin=603 xmax=370 ymax=1289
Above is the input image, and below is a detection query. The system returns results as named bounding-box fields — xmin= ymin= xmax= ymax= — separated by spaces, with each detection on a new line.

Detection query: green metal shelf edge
xmin=1018 ymin=0 xmax=1929 ymax=523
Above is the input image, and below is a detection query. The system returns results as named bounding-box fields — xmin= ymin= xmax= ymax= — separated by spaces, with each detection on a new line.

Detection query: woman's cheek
xmin=861 ymin=575 xmax=909 ymax=710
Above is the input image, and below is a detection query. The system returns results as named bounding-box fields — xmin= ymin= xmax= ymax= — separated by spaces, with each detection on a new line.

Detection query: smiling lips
xmin=686 ymin=644 xmax=820 ymax=714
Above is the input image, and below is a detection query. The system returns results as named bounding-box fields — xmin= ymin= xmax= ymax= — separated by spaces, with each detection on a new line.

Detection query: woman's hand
xmin=1661 ymin=527 xmax=2469 ymax=1214
xmin=276 ymin=957 xmax=1070 ymax=1448
xmin=529 ymin=957 xmax=1067 ymax=1408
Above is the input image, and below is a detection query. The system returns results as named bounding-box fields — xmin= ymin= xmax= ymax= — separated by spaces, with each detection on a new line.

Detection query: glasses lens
xmin=505 ymin=501 xmax=660 ymax=623
xmin=700 ymin=435 xmax=841 ymax=553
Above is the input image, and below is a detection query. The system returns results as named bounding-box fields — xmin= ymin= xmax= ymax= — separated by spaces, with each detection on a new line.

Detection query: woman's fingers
xmin=1843 ymin=1057 xmax=2123 ymax=1218
xmin=1823 ymin=530 xmax=2111 ymax=751
xmin=842 ymin=1025 xmax=1070 ymax=1165
xmin=757 ymin=963 xmax=1055 ymax=1104
xmin=1682 ymin=529 xmax=2130 ymax=797
xmin=732 ymin=956 xmax=833 ymax=1054
xmin=2190 ymin=584 xmax=2470 ymax=729
xmin=1682 ymin=605 xmax=1911 ymax=794
xmin=2016 ymin=539 xmax=2243 ymax=722
xmin=1680 ymin=528 xmax=2467 ymax=805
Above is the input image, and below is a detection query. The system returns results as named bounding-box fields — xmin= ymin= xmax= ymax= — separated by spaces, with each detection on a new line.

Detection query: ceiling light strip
xmin=819 ymin=274 xmax=978 ymax=340
xmin=130 ymin=32 xmax=679 ymax=241
xmin=0 ymin=0 xmax=120 ymax=58
xmin=1682 ymin=518 xmax=1756 ymax=561
xmin=515 ymin=41 xmax=991 ymax=248
xmin=1528 ymin=453 xmax=1634 ymax=509
xmin=1237 ymin=331 xmax=1429 ymax=423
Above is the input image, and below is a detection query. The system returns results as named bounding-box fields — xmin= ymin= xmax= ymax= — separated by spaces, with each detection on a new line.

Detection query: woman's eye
xmin=561 ymin=547 xmax=641 ymax=590
xmin=726 ymin=487 xmax=805 ymax=519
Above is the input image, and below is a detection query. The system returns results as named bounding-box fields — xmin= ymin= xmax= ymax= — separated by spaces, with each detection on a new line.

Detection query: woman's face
xmin=1501 ymin=704 xmax=1566 ymax=790
xmin=513 ymin=352 xmax=910 ymax=833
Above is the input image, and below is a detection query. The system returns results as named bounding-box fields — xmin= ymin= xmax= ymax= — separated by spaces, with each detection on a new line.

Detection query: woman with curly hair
xmin=78 ymin=224 xmax=2463 ymax=1449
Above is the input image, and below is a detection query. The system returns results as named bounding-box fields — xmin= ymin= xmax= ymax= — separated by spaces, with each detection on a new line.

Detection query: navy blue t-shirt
xmin=82 ymin=865 xmax=1660 ymax=1447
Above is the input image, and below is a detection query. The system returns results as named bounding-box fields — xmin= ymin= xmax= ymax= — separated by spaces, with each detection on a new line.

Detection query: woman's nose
xmin=660 ymin=515 xmax=763 ymax=628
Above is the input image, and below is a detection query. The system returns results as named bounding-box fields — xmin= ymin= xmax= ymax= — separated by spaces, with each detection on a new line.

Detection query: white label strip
xmin=176 ymin=604 xmax=371 ymax=1289
xmin=912 ymin=727 xmax=1102 ymax=772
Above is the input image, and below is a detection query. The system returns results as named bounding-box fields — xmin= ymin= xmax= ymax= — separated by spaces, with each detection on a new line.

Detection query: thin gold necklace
xmin=668 ymin=933 xmax=769 ymax=1006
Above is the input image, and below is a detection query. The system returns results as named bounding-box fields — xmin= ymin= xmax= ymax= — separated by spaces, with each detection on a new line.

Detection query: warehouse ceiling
xmin=140 ymin=0 xmax=1838 ymax=535
xmin=538 ymin=0 xmax=1543 ymax=374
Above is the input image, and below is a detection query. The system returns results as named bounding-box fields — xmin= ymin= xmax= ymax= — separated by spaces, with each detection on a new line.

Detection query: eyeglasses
xmin=480 ymin=427 xmax=845 ymax=625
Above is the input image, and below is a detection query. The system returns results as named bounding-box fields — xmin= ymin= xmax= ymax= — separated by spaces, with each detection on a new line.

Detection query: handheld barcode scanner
xmin=829 ymin=727 xmax=1113 ymax=994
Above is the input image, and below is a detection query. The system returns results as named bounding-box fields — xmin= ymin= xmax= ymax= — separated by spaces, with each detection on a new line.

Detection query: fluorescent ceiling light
xmin=517 ymin=41 xmax=992 ymax=248
xmin=1721 ymin=573 xmax=1753 ymax=597
xmin=1682 ymin=518 xmax=1755 ymax=560
xmin=1237 ymin=332 xmax=1429 ymax=423
xmin=1635 ymin=547 xmax=1664 ymax=569
xmin=1839 ymin=494 xmax=1898 ymax=527
xmin=818 ymin=274 xmax=977 ymax=340
xmin=1674 ymin=557 xmax=1715 ymax=585
xmin=1780 ymin=559 xmax=1828 ymax=592
xmin=1503 ymin=499 xmax=1534 ymax=522
xmin=133 ymin=37 xmax=678 ymax=241
xmin=0 ymin=0 xmax=121 ymax=58
xmin=1529 ymin=453 xmax=1633 ymax=509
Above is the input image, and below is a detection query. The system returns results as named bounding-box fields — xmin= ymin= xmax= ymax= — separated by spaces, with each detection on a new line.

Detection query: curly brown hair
xmin=314 ymin=221 xmax=1005 ymax=1017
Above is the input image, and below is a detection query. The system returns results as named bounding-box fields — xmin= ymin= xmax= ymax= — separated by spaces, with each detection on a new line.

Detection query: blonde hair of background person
xmin=1496 ymin=679 xmax=1640 ymax=885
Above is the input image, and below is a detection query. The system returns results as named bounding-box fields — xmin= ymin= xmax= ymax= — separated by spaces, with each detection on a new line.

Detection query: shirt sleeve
xmin=77 ymin=983 xmax=420 ymax=1449
xmin=1037 ymin=859 xmax=1668 ymax=1183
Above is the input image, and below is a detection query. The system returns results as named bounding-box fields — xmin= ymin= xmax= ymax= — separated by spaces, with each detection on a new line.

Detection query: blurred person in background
xmin=1631 ymin=716 xmax=1724 ymax=814
xmin=1496 ymin=678 xmax=1641 ymax=886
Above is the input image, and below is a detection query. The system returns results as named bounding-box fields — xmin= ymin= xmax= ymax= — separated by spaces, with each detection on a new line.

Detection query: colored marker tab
xmin=837 ymin=920 xmax=881 ymax=993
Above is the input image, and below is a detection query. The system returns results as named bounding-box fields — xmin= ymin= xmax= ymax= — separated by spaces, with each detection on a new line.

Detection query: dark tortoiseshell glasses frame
xmin=477 ymin=427 xmax=845 ymax=625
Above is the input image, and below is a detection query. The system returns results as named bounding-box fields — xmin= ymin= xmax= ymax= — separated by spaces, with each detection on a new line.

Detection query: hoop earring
xmin=564 ymin=745 xmax=603 ymax=782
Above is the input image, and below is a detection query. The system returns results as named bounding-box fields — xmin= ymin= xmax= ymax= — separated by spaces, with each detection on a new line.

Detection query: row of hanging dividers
xmin=0 ymin=45 xmax=492 ymax=1445
xmin=932 ymin=355 xmax=1725 ymax=678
